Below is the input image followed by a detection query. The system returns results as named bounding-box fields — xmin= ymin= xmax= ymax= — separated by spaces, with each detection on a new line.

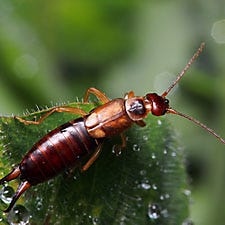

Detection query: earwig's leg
xmin=0 ymin=166 xmax=21 ymax=184
xmin=120 ymin=132 xmax=126 ymax=148
xmin=81 ymin=142 xmax=104 ymax=172
xmin=135 ymin=120 xmax=146 ymax=127
xmin=124 ymin=91 xmax=134 ymax=99
xmin=15 ymin=107 xmax=87 ymax=125
xmin=113 ymin=132 xmax=127 ymax=155
xmin=4 ymin=181 xmax=31 ymax=213
xmin=84 ymin=87 xmax=110 ymax=104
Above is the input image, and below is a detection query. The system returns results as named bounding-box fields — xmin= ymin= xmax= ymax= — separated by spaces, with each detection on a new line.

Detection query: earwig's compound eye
xmin=146 ymin=93 xmax=169 ymax=116
xmin=164 ymin=99 xmax=169 ymax=104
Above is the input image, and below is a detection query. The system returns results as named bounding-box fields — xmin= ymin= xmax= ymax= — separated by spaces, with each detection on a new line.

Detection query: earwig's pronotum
xmin=1 ymin=42 xmax=224 ymax=213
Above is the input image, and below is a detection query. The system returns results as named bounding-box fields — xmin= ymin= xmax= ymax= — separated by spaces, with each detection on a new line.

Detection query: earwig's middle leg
xmin=81 ymin=142 xmax=104 ymax=172
xmin=15 ymin=107 xmax=87 ymax=125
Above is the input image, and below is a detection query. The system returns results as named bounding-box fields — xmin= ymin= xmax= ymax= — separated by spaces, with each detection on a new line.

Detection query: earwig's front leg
xmin=84 ymin=87 xmax=110 ymax=104
xmin=15 ymin=107 xmax=87 ymax=125
xmin=124 ymin=91 xmax=134 ymax=99
xmin=112 ymin=132 xmax=127 ymax=155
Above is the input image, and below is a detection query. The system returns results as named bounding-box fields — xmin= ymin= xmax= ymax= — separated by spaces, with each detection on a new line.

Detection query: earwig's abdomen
xmin=19 ymin=118 xmax=98 ymax=185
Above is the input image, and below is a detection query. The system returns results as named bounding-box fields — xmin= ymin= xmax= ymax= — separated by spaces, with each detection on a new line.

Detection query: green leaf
xmin=0 ymin=102 xmax=189 ymax=225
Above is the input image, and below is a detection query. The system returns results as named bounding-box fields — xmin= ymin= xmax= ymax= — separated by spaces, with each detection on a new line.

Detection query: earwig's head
xmin=125 ymin=43 xmax=225 ymax=144
xmin=145 ymin=93 xmax=169 ymax=116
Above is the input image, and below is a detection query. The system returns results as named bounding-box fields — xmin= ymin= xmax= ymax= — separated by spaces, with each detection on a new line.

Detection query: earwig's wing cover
xmin=0 ymin=102 xmax=189 ymax=225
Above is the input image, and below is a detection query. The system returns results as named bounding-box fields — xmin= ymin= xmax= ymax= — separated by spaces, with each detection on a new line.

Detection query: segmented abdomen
xmin=19 ymin=117 xmax=98 ymax=185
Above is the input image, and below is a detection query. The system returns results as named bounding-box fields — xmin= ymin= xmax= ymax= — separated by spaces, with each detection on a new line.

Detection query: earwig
xmin=1 ymin=42 xmax=224 ymax=213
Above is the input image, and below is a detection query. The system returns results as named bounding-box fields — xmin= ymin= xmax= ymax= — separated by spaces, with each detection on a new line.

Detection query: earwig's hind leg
xmin=84 ymin=87 xmax=110 ymax=104
xmin=15 ymin=107 xmax=87 ymax=125
xmin=0 ymin=166 xmax=21 ymax=185
xmin=4 ymin=181 xmax=31 ymax=213
xmin=81 ymin=141 xmax=104 ymax=172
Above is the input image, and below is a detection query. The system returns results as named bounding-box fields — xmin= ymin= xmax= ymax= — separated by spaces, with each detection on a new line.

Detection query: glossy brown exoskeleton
xmin=1 ymin=43 xmax=224 ymax=213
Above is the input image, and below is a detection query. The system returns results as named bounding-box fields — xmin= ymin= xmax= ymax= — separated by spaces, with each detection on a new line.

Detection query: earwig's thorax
xmin=146 ymin=93 xmax=169 ymax=116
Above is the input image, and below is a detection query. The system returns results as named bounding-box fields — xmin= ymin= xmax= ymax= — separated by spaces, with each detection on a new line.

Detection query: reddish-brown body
xmin=20 ymin=118 xmax=99 ymax=185
xmin=19 ymin=98 xmax=142 ymax=186
xmin=1 ymin=42 xmax=224 ymax=213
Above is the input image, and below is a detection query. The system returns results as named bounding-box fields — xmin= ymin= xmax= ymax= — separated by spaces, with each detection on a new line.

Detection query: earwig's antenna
xmin=158 ymin=42 xmax=225 ymax=145
xmin=161 ymin=42 xmax=205 ymax=97
xmin=167 ymin=108 xmax=225 ymax=144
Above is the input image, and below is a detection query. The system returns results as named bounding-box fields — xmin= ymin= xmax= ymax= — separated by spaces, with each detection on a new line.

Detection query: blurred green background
xmin=0 ymin=1 xmax=225 ymax=224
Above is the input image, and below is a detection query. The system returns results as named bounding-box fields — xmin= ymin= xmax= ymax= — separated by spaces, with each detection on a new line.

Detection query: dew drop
xmin=165 ymin=193 xmax=170 ymax=199
xmin=147 ymin=203 xmax=161 ymax=220
xmin=92 ymin=217 xmax=99 ymax=225
xmin=151 ymin=153 xmax=156 ymax=159
xmin=119 ymin=215 xmax=128 ymax=225
xmin=0 ymin=185 xmax=14 ymax=204
xmin=7 ymin=205 xmax=30 ymax=225
xmin=157 ymin=119 xmax=162 ymax=125
xmin=171 ymin=151 xmax=176 ymax=157
xmin=35 ymin=196 xmax=43 ymax=211
xmin=139 ymin=170 xmax=146 ymax=176
xmin=152 ymin=184 xmax=158 ymax=190
xmin=132 ymin=144 xmax=141 ymax=152
xmin=141 ymin=183 xmax=151 ymax=190
xmin=183 ymin=189 xmax=191 ymax=196
xmin=112 ymin=145 xmax=122 ymax=155
xmin=142 ymin=135 xmax=148 ymax=141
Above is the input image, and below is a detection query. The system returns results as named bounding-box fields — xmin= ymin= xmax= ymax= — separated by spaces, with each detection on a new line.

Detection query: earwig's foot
xmin=112 ymin=144 xmax=123 ymax=156
xmin=112 ymin=133 xmax=127 ymax=156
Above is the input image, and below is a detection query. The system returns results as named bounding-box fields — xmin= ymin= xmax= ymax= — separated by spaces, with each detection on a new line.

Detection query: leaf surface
xmin=0 ymin=102 xmax=189 ymax=225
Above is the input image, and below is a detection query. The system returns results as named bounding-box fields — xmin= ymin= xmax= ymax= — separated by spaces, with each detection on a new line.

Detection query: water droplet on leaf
xmin=147 ymin=203 xmax=161 ymax=220
xmin=0 ymin=185 xmax=14 ymax=204
xmin=132 ymin=144 xmax=141 ymax=152
xmin=7 ymin=205 xmax=30 ymax=225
